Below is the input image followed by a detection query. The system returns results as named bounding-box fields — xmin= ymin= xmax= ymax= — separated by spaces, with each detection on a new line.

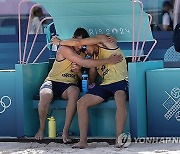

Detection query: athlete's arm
xmin=71 ymin=62 xmax=82 ymax=79
xmin=59 ymin=46 xmax=122 ymax=68
xmin=57 ymin=35 xmax=118 ymax=49
xmin=52 ymin=37 xmax=78 ymax=46
xmin=88 ymin=67 xmax=98 ymax=84
xmin=52 ymin=36 xmax=103 ymax=47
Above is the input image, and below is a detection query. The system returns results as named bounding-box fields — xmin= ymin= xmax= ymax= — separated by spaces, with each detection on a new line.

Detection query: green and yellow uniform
xmin=94 ymin=47 xmax=128 ymax=85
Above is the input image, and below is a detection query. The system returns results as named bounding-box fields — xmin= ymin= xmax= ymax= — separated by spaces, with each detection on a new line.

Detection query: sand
xmin=0 ymin=142 xmax=180 ymax=154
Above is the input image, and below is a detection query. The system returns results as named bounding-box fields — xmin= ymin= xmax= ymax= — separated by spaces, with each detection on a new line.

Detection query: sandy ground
xmin=0 ymin=142 xmax=180 ymax=154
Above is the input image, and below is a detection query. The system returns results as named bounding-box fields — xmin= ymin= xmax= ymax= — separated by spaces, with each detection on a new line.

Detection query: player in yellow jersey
xmin=57 ymin=34 xmax=128 ymax=148
xmin=35 ymin=28 xmax=122 ymax=143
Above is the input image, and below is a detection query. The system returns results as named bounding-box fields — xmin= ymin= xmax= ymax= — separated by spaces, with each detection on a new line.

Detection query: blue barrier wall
xmin=15 ymin=63 xmax=49 ymax=137
xmin=0 ymin=35 xmax=50 ymax=70
xmin=128 ymin=61 xmax=164 ymax=138
xmin=0 ymin=70 xmax=17 ymax=136
xmin=143 ymin=31 xmax=173 ymax=60
xmin=147 ymin=68 xmax=180 ymax=137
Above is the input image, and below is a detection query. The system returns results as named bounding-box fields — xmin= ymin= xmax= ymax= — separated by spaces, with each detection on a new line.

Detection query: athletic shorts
xmin=40 ymin=81 xmax=79 ymax=98
xmin=87 ymin=80 xmax=129 ymax=101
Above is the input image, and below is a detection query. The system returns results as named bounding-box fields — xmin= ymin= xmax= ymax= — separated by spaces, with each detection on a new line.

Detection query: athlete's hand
xmin=51 ymin=36 xmax=61 ymax=46
xmin=89 ymin=83 xmax=96 ymax=89
xmin=109 ymin=53 xmax=123 ymax=64
xmin=71 ymin=62 xmax=81 ymax=73
xmin=106 ymin=35 xmax=117 ymax=44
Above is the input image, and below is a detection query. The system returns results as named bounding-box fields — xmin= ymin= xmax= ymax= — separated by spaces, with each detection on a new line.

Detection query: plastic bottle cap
xmin=48 ymin=117 xmax=55 ymax=120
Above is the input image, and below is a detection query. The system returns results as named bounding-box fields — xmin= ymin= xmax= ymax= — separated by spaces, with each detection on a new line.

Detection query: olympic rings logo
xmin=0 ymin=96 xmax=12 ymax=114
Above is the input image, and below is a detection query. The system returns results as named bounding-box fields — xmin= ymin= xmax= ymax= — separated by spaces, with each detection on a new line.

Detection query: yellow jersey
xmin=46 ymin=52 xmax=85 ymax=84
xmin=95 ymin=47 xmax=128 ymax=85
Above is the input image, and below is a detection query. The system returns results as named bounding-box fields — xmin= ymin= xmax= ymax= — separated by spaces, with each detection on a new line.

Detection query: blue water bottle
xmin=82 ymin=71 xmax=88 ymax=93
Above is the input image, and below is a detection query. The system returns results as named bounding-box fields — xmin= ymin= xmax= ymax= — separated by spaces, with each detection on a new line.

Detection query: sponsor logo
xmin=0 ymin=96 xmax=12 ymax=114
xmin=163 ymin=87 xmax=180 ymax=121
xmin=98 ymin=65 xmax=110 ymax=79
xmin=88 ymin=28 xmax=130 ymax=36
xmin=62 ymin=73 xmax=76 ymax=79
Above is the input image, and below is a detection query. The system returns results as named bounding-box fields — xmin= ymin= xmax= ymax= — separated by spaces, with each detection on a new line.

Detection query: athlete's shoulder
xmin=56 ymin=46 xmax=73 ymax=60
xmin=59 ymin=45 xmax=73 ymax=51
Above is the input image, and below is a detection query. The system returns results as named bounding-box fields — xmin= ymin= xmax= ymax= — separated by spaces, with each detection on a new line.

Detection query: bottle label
xmin=82 ymin=80 xmax=88 ymax=93
xmin=52 ymin=44 xmax=57 ymax=51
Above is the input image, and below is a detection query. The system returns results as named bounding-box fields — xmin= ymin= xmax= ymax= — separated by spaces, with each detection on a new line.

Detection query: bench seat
xmin=33 ymin=93 xmax=129 ymax=109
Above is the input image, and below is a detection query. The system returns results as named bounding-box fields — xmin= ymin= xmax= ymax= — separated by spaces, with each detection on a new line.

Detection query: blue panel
xmin=164 ymin=46 xmax=180 ymax=62
xmin=0 ymin=41 xmax=50 ymax=70
xmin=147 ymin=68 xmax=180 ymax=137
xmin=128 ymin=61 xmax=164 ymax=137
xmin=0 ymin=27 xmax=16 ymax=35
xmin=15 ymin=66 xmax=25 ymax=137
xmin=0 ymin=70 xmax=17 ymax=137
xmin=89 ymin=103 xmax=130 ymax=137
xmin=15 ymin=63 xmax=49 ymax=137
xmin=144 ymin=31 xmax=173 ymax=60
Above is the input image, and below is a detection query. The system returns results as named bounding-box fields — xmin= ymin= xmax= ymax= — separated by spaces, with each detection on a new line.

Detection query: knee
xmin=40 ymin=89 xmax=53 ymax=101
xmin=39 ymin=89 xmax=53 ymax=109
xmin=68 ymin=86 xmax=80 ymax=96
xmin=77 ymin=99 xmax=87 ymax=111
xmin=67 ymin=86 xmax=80 ymax=101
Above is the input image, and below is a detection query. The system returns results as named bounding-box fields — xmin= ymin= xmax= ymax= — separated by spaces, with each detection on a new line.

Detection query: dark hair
xmin=73 ymin=27 xmax=89 ymax=38
xmin=162 ymin=1 xmax=172 ymax=8
xmin=33 ymin=7 xmax=43 ymax=17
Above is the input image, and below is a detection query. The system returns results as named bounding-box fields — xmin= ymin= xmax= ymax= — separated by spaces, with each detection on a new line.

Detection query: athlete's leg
xmin=114 ymin=90 xmax=127 ymax=146
xmin=35 ymin=82 xmax=53 ymax=140
xmin=73 ymin=94 xmax=104 ymax=149
xmin=61 ymin=85 xmax=80 ymax=143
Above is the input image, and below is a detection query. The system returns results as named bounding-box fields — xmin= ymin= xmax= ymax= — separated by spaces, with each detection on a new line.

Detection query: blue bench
xmin=31 ymin=57 xmax=159 ymax=138
xmin=14 ymin=59 xmax=164 ymax=138
xmin=32 ymin=59 xmax=126 ymax=109
xmin=30 ymin=59 xmax=130 ymax=137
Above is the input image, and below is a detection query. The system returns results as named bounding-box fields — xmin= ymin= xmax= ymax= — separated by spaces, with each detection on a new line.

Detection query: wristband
xmin=82 ymin=45 xmax=86 ymax=53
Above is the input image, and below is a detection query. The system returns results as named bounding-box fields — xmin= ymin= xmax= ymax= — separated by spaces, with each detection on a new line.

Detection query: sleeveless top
xmin=46 ymin=52 xmax=85 ymax=84
xmin=94 ymin=47 xmax=128 ymax=85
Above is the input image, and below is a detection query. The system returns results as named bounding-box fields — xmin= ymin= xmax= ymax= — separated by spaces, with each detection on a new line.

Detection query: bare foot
xmin=115 ymin=142 xmax=124 ymax=148
xmin=62 ymin=132 xmax=72 ymax=144
xmin=72 ymin=141 xmax=88 ymax=149
xmin=35 ymin=129 xmax=44 ymax=140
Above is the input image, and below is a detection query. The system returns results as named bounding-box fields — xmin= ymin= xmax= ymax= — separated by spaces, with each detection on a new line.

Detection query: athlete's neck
xmin=72 ymin=47 xmax=81 ymax=55
xmin=93 ymin=45 xmax=99 ymax=57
